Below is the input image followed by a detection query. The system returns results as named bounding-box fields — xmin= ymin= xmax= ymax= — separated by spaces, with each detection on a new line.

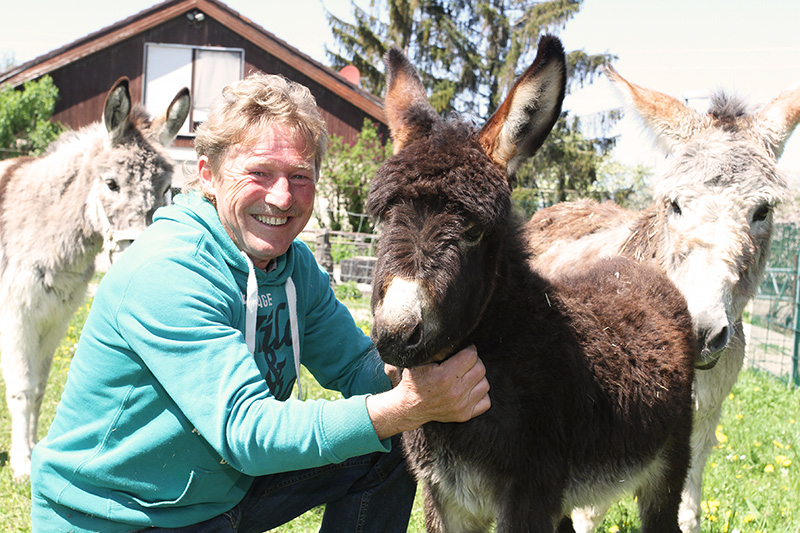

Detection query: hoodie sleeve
xmin=114 ymin=237 xmax=389 ymax=476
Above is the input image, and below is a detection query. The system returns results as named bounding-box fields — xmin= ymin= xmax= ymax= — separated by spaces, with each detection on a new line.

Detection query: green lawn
xmin=1 ymin=290 xmax=798 ymax=532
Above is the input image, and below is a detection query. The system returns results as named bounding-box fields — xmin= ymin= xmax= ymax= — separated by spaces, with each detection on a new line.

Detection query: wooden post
xmin=315 ymin=229 xmax=335 ymax=285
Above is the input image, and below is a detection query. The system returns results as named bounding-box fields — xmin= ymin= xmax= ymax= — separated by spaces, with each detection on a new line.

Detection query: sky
xmin=3 ymin=0 xmax=800 ymax=176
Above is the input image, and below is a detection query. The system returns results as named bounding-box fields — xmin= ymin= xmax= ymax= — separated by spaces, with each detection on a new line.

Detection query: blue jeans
xmin=138 ymin=436 xmax=416 ymax=533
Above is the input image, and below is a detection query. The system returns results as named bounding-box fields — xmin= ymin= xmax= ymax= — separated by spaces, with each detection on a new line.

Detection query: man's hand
xmin=366 ymin=345 xmax=490 ymax=440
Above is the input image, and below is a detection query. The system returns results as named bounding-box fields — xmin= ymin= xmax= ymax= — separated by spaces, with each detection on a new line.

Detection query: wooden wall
xmin=44 ymin=15 xmax=387 ymax=147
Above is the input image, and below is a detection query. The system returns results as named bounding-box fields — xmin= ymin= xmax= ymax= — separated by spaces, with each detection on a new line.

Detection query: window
xmin=144 ymin=43 xmax=244 ymax=134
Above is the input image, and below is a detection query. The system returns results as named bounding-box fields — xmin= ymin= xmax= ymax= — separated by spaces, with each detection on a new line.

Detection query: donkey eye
xmin=752 ymin=204 xmax=771 ymax=223
xmin=463 ymin=225 xmax=484 ymax=244
xmin=669 ymin=200 xmax=682 ymax=216
xmin=105 ymin=178 xmax=120 ymax=192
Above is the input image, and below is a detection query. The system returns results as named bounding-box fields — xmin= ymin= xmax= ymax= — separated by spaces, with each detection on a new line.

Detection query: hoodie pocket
xmin=129 ymin=467 xmax=234 ymax=508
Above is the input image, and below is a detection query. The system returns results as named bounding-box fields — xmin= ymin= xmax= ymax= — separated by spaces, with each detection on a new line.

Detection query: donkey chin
xmin=371 ymin=321 xmax=460 ymax=369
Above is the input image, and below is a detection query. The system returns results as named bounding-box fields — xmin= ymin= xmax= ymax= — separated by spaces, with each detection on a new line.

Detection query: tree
xmin=0 ymin=75 xmax=65 ymax=160
xmin=316 ymin=119 xmax=393 ymax=232
xmin=327 ymin=0 xmax=620 ymax=206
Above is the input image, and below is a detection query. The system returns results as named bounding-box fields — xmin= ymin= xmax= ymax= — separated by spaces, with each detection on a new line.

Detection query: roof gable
xmin=0 ymin=0 xmax=386 ymax=123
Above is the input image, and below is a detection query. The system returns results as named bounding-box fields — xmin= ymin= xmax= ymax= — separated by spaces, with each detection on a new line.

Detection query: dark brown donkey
xmin=368 ymin=36 xmax=697 ymax=532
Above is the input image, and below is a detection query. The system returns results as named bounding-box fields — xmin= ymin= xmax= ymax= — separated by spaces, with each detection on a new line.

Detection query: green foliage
xmin=587 ymin=157 xmax=653 ymax=209
xmin=0 ymin=76 xmax=65 ymax=160
xmin=513 ymin=114 xmax=653 ymax=210
xmin=327 ymin=0 xmax=613 ymax=116
xmin=317 ymin=119 xmax=392 ymax=232
xmin=334 ymin=281 xmax=363 ymax=302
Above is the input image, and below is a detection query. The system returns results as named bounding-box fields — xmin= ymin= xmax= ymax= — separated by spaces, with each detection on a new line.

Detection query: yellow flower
xmin=716 ymin=426 xmax=728 ymax=444
xmin=609 ymin=526 xmax=620 ymax=533
xmin=775 ymin=455 xmax=792 ymax=467
xmin=744 ymin=514 xmax=756 ymax=523
xmin=765 ymin=464 xmax=775 ymax=473
xmin=773 ymin=440 xmax=785 ymax=449
xmin=753 ymin=440 xmax=762 ymax=447
xmin=728 ymin=392 xmax=735 ymax=400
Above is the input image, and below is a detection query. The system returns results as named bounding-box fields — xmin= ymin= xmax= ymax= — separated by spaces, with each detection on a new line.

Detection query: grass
xmin=1 ymin=290 xmax=799 ymax=532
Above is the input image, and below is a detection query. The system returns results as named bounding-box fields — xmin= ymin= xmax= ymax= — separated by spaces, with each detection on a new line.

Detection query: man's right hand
xmin=366 ymin=345 xmax=490 ymax=440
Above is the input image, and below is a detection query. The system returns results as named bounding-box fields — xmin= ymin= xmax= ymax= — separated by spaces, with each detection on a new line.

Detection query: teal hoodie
xmin=31 ymin=193 xmax=390 ymax=532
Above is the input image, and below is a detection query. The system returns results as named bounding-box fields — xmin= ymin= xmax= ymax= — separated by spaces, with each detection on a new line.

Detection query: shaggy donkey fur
xmin=368 ymin=36 xmax=697 ymax=532
xmin=526 ymin=67 xmax=798 ymax=533
xmin=0 ymin=78 xmax=189 ymax=479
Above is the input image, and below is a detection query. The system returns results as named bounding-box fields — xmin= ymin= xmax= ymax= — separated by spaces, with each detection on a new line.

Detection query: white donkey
xmin=0 ymin=77 xmax=190 ymax=479
xmin=526 ymin=67 xmax=798 ymax=532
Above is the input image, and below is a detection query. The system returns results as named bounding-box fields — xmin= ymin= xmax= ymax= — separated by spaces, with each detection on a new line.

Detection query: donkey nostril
xmin=406 ymin=322 xmax=423 ymax=349
xmin=705 ymin=325 xmax=731 ymax=354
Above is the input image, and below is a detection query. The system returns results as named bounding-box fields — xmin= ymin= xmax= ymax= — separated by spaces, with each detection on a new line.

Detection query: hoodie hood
xmin=155 ymin=192 xmax=295 ymax=287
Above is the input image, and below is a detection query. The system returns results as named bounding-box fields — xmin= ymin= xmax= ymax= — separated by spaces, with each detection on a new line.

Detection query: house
xmin=0 ymin=0 xmax=388 ymax=187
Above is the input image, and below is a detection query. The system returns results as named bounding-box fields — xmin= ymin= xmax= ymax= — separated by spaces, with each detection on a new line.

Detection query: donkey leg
xmin=571 ymin=503 xmax=611 ymax=533
xmin=635 ymin=440 xmax=691 ymax=533
xmin=1 ymin=317 xmax=57 ymax=479
xmin=680 ymin=340 xmax=745 ymax=533
xmin=425 ymin=481 xmax=494 ymax=533
xmin=1 ymin=342 xmax=37 ymax=478
xmin=494 ymin=483 xmax=563 ymax=533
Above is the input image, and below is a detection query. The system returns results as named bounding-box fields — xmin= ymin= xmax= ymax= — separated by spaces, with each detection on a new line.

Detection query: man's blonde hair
xmin=184 ymin=71 xmax=328 ymax=195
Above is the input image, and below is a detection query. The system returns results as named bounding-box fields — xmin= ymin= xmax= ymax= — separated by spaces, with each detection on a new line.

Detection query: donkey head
xmin=606 ymin=67 xmax=796 ymax=367
xmin=369 ymin=36 xmax=566 ymax=368
xmin=89 ymin=77 xmax=191 ymax=260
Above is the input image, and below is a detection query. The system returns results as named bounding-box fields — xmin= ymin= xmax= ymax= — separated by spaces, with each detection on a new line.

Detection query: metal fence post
xmin=793 ymin=247 xmax=800 ymax=387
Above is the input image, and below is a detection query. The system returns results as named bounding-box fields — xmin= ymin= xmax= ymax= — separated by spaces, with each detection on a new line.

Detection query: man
xmin=30 ymin=72 xmax=490 ymax=532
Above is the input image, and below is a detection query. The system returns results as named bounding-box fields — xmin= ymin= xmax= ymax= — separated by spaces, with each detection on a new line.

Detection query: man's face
xmin=199 ymin=124 xmax=316 ymax=269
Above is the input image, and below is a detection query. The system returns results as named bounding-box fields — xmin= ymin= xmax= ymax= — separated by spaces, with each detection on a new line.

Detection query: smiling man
xmin=30 ymin=72 xmax=490 ymax=532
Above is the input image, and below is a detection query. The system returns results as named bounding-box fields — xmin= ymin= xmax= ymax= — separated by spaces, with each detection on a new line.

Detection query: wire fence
xmin=745 ymin=223 xmax=800 ymax=387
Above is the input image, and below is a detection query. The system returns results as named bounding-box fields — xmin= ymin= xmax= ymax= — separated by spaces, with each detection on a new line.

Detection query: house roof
xmin=0 ymin=0 xmax=386 ymax=123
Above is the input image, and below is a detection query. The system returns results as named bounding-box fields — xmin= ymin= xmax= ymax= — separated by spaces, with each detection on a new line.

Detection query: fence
xmin=303 ymin=221 xmax=800 ymax=388
xmin=300 ymin=228 xmax=378 ymax=284
xmin=745 ymin=223 xmax=800 ymax=387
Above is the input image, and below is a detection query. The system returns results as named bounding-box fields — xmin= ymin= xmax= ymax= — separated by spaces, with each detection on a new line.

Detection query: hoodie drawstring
xmin=284 ymin=277 xmax=303 ymax=400
xmin=241 ymin=252 xmax=303 ymax=400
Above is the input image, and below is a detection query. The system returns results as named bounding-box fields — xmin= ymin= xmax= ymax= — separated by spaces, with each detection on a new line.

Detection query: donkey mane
xmin=708 ymin=91 xmax=751 ymax=128
xmin=369 ymin=122 xmax=511 ymax=228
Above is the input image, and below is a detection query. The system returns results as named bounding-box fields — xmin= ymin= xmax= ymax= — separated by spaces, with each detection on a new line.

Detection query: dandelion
xmin=753 ymin=440 xmax=762 ymax=447
xmin=764 ymin=464 xmax=775 ymax=473
xmin=773 ymin=440 xmax=785 ymax=449
xmin=744 ymin=514 xmax=756 ymax=523
xmin=736 ymin=413 xmax=744 ymax=420
xmin=716 ymin=426 xmax=728 ymax=444
xmin=609 ymin=526 xmax=620 ymax=533
xmin=728 ymin=392 xmax=735 ymax=400
xmin=775 ymin=455 xmax=792 ymax=467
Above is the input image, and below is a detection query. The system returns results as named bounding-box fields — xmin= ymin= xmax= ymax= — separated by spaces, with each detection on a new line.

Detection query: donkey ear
xmin=604 ymin=65 xmax=704 ymax=154
xmin=479 ymin=35 xmax=566 ymax=178
xmin=383 ymin=47 xmax=440 ymax=154
xmin=103 ymin=77 xmax=132 ymax=144
xmin=752 ymin=83 xmax=800 ymax=159
xmin=152 ymin=87 xmax=192 ymax=146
